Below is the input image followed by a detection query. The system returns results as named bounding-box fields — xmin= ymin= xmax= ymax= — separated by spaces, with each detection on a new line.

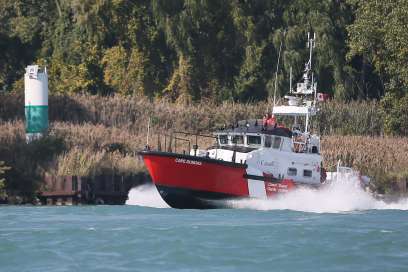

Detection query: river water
xmin=1 ymin=181 xmax=408 ymax=272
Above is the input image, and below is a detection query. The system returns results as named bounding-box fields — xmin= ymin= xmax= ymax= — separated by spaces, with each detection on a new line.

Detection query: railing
xmin=148 ymin=131 xmax=217 ymax=156
xmin=292 ymin=132 xmax=320 ymax=154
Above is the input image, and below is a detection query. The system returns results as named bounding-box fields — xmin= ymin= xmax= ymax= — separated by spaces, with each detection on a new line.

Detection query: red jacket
xmin=266 ymin=116 xmax=276 ymax=126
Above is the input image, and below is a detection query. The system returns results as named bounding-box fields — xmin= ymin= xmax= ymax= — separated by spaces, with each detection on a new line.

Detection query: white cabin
xmin=196 ymin=119 xmax=323 ymax=185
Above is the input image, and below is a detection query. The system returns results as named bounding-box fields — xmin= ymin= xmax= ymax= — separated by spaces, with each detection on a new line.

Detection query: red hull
xmin=140 ymin=151 xmax=295 ymax=209
xmin=143 ymin=151 xmax=249 ymax=196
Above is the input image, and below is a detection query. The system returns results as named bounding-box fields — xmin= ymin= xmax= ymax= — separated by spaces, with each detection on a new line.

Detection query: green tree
xmin=0 ymin=0 xmax=395 ymax=103
xmin=276 ymin=0 xmax=359 ymax=100
xmin=348 ymin=0 xmax=408 ymax=135
xmin=102 ymin=46 xmax=148 ymax=96
xmin=153 ymin=0 xmax=243 ymax=101
xmin=381 ymin=91 xmax=408 ymax=136
xmin=348 ymin=0 xmax=408 ymax=93
xmin=163 ymin=54 xmax=195 ymax=103
xmin=0 ymin=0 xmax=57 ymax=91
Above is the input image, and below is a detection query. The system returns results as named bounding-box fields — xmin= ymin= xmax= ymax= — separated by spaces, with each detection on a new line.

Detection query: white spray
xmin=228 ymin=177 xmax=408 ymax=213
xmin=126 ymin=184 xmax=169 ymax=208
xmin=126 ymin=178 xmax=408 ymax=212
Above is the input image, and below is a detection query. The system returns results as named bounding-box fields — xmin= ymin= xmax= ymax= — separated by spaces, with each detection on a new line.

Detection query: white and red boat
xmin=140 ymin=34 xmax=366 ymax=209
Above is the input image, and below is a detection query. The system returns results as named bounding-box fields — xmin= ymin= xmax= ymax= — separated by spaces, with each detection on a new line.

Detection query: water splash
xmin=126 ymin=184 xmax=169 ymax=208
xmin=127 ymin=179 xmax=408 ymax=212
xmin=228 ymin=177 xmax=408 ymax=213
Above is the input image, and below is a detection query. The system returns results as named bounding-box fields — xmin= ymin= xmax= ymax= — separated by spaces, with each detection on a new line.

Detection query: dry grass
xmin=1 ymin=120 xmax=406 ymax=177
xmin=0 ymin=120 xmax=25 ymax=146
xmin=55 ymin=148 xmax=143 ymax=177
xmin=321 ymin=136 xmax=408 ymax=182
xmin=0 ymin=93 xmax=383 ymax=135
xmin=0 ymin=121 xmax=146 ymax=179
xmin=0 ymin=94 xmax=405 ymax=195
xmin=51 ymin=122 xmax=146 ymax=176
xmin=316 ymin=100 xmax=383 ymax=136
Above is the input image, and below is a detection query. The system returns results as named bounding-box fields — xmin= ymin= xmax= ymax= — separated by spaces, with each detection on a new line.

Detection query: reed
xmin=0 ymin=120 xmax=406 ymax=188
xmin=0 ymin=93 xmax=383 ymax=136
xmin=321 ymin=136 xmax=408 ymax=174
xmin=0 ymin=121 xmax=146 ymax=179
xmin=316 ymin=100 xmax=383 ymax=136
xmin=0 ymin=93 xmax=404 ymax=195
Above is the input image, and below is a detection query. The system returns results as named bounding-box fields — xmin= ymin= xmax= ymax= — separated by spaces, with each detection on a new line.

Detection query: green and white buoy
xmin=24 ymin=65 xmax=48 ymax=142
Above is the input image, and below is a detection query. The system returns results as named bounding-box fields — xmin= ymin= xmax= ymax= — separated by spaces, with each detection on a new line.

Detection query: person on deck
xmin=262 ymin=113 xmax=268 ymax=128
xmin=263 ymin=113 xmax=277 ymax=129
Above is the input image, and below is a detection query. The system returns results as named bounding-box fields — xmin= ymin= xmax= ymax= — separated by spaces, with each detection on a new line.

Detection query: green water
xmin=1 ymin=203 xmax=408 ymax=272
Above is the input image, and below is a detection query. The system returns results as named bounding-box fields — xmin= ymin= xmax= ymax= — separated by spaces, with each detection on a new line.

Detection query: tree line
xmin=0 ymin=1 xmax=407 ymax=123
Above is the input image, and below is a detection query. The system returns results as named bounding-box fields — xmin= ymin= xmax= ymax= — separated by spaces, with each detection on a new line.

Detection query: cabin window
xmin=264 ymin=135 xmax=272 ymax=148
xmin=247 ymin=135 xmax=261 ymax=146
xmin=219 ymin=135 xmax=228 ymax=145
xmin=231 ymin=135 xmax=244 ymax=145
xmin=303 ymin=169 xmax=312 ymax=178
xmin=272 ymin=136 xmax=282 ymax=149
xmin=287 ymin=168 xmax=297 ymax=176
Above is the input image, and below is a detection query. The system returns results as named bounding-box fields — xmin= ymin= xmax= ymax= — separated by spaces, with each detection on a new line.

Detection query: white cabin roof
xmin=272 ymin=105 xmax=317 ymax=116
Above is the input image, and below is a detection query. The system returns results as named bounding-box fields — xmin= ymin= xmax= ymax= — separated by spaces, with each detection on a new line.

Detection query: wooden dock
xmin=39 ymin=173 xmax=150 ymax=205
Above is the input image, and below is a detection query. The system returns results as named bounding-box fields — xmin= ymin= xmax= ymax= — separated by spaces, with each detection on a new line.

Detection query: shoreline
xmin=1 ymin=94 xmax=407 ymax=201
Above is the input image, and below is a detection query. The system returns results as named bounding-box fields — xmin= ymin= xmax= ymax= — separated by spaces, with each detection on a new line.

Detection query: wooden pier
xmin=39 ymin=173 xmax=149 ymax=205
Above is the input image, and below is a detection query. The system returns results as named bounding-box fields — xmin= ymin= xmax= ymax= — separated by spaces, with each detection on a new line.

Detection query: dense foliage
xmin=0 ymin=1 xmax=403 ymax=98
xmin=0 ymin=0 xmax=407 ymax=134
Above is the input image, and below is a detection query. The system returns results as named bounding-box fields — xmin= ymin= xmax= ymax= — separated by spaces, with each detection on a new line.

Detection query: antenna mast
xmin=273 ymin=30 xmax=285 ymax=108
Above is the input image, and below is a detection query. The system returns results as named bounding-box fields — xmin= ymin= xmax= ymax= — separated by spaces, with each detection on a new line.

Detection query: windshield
xmin=231 ymin=135 xmax=244 ymax=145
xmin=247 ymin=135 xmax=261 ymax=146
xmin=219 ymin=135 xmax=228 ymax=145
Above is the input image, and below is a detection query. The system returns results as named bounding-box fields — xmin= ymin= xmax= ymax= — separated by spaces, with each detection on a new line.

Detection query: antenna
xmin=308 ymin=32 xmax=316 ymax=72
xmin=310 ymin=33 xmax=317 ymax=105
xmin=312 ymin=72 xmax=317 ymax=106
xmin=273 ymin=30 xmax=285 ymax=108
xmin=307 ymin=32 xmax=310 ymax=48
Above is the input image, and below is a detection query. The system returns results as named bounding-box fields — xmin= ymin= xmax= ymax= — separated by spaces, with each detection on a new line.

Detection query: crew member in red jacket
xmin=263 ymin=113 xmax=276 ymax=128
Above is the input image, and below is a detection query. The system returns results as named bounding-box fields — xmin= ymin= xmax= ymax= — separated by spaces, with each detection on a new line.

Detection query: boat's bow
xmin=139 ymin=150 xmax=249 ymax=208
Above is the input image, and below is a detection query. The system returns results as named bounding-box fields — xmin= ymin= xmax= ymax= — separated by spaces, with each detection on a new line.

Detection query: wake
xmin=228 ymin=177 xmax=408 ymax=213
xmin=126 ymin=179 xmax=408 ymax=213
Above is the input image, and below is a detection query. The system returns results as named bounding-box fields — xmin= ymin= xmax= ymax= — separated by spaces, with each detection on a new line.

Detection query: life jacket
xmin=266 ymin=116 xmax=276 ymax=126
xmin=262 ymin=116 xmax=268 ymax=127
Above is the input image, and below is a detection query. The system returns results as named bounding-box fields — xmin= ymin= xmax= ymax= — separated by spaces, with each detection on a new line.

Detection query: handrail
xmin=173 ymin=131 xmax=217 ymax=139
xmin=173 ymin=136 xmax=191 ymax=154
xmin=151 ymin=131 xmax=217 ymax=156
